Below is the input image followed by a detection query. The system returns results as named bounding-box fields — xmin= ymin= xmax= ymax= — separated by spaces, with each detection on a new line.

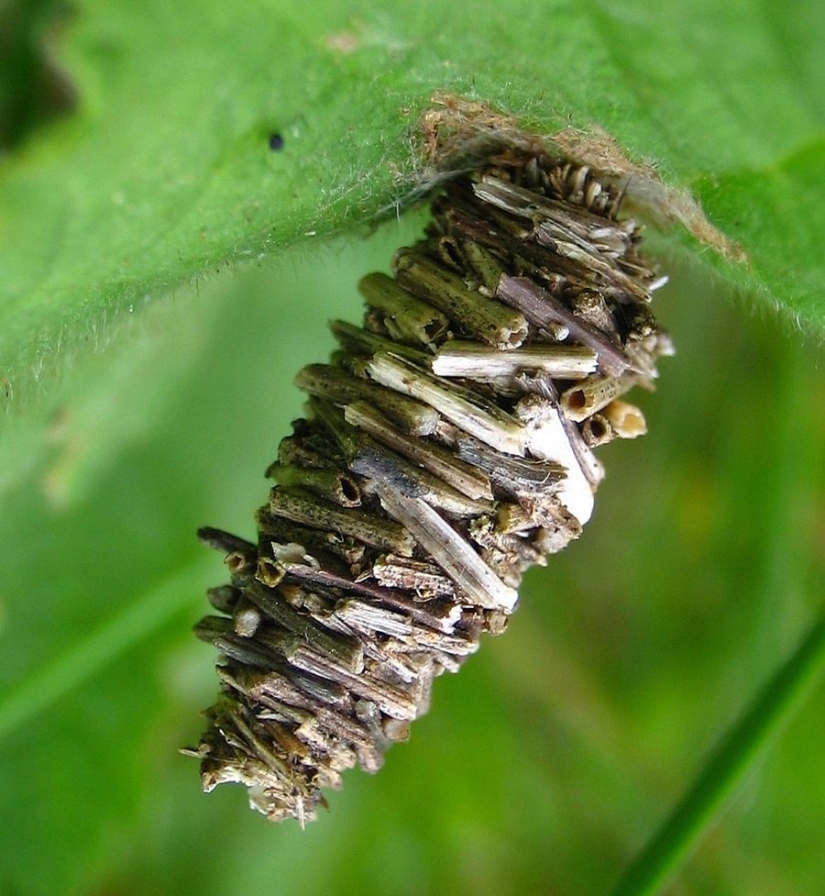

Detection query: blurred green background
xmin=2 ymin=0 xmax=824 ymax=894
xmin=2 ymin=221 xmax=824 ymax=896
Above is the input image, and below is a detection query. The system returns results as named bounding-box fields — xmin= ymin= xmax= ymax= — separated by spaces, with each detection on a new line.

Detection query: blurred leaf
xmin=0 ymin=0 xmax=76 ymax=149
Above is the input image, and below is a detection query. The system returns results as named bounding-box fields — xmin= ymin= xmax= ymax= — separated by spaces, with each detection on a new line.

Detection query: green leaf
xmin=2 ymin=0 xmax=824 ymax=421
xmin=1 ymin=2 xmax=825 ymax=895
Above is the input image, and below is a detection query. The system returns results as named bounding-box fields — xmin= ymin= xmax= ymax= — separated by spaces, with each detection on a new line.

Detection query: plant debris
xmin=185 ymin=135 xmax=673 ymax=824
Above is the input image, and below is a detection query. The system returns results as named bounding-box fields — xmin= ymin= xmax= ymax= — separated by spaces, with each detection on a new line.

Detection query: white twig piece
xmin=374 ymin=482 xmax=519 ymax=613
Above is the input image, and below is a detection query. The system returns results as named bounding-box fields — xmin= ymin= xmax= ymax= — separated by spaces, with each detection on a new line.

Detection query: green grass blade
xmin=0 ymin=562 xmax=206 ymax=744
xmin=608 ymin=605 xmax=825 ymax=896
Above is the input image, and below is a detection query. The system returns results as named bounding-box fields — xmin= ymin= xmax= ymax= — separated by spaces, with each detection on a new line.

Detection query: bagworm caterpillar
xmin=185 ymin=140 xmax=673 ymax=825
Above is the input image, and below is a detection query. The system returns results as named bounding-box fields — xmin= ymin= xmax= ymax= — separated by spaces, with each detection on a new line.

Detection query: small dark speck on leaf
xmin=268 ymin=132 xmax=285 ymax=151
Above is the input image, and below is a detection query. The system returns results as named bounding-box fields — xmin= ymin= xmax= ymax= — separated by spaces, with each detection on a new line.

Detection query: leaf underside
xmin=2 ymin=0 xmax=824 ymax=413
